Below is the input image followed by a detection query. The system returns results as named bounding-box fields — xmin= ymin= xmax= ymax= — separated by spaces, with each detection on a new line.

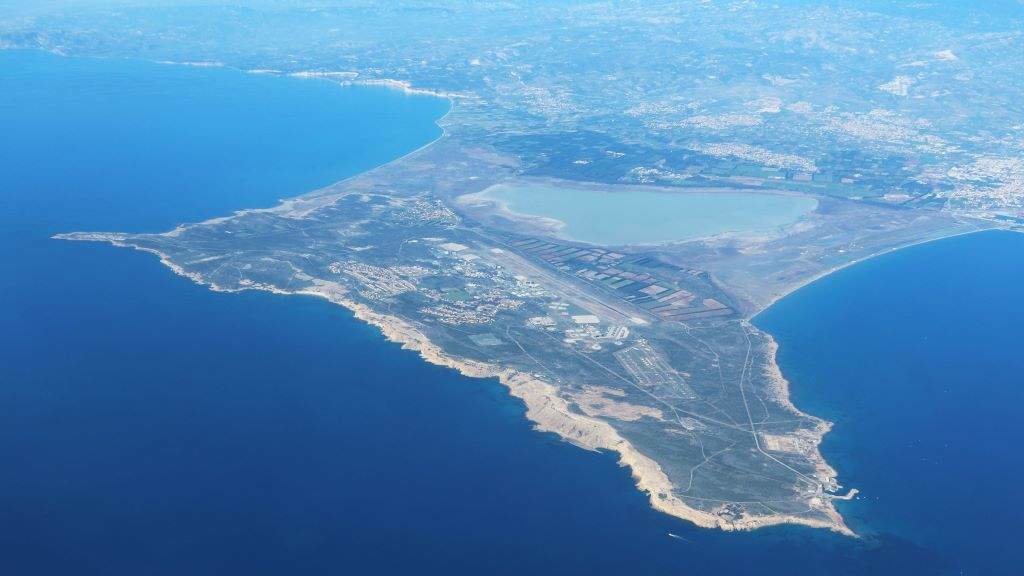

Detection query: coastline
xmin=47 ymin=109 xmax=892 ymax=537
xmin=737 ymin=224 xmax=1015 ymax=535
xmin=750 ymin=224 xmax=1002 ymax=321
xmin=47 ymin=62 xmax=866 ymax=532
xmin=39 ymin=49 xmax=942 ymax=537
xmin=736 ymin=225 xmax=1005 ymax=530
xmin=12 ymin=48 xmax=457 ymax=222
xmin=759 ymin=334 xmax=856 ymax=515
xmin=54 ymin=232 xmax=853 ymax=536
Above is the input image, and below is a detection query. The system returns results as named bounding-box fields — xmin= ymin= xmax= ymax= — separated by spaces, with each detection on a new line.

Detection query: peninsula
xmin=27 ymin=0 xmax=1024 ymax=537
xmin=57 ymin=133 xmax=995 ymax=534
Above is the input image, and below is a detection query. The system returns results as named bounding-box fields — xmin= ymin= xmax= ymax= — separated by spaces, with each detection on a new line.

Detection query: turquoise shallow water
xmin=483 ymin=182 xmax=817 ymax=245
xmin=3 ymin=49 xmax=1022 ymax=574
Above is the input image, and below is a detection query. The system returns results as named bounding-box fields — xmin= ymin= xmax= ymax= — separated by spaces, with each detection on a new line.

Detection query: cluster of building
xmin=389 ymin=197 xmax=461 ymax=228
xmin=415 ymin=238 xmax=530 ymax=326
xmin=331 ymin=261 xmax=417 ymax=301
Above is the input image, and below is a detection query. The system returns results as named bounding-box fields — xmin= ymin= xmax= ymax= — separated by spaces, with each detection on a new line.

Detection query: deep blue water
xmin=757 ymin=230 xmax=1024 ymax=575
xmin=2 ymin=49 xmax=1021 ymax=574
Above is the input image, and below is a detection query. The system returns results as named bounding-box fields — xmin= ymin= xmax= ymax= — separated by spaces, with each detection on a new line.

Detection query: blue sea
xmin=2 ymin=50 xmax=1022 ymax=574
xmin=756 ymin=231 xmax=1024 ymax=575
